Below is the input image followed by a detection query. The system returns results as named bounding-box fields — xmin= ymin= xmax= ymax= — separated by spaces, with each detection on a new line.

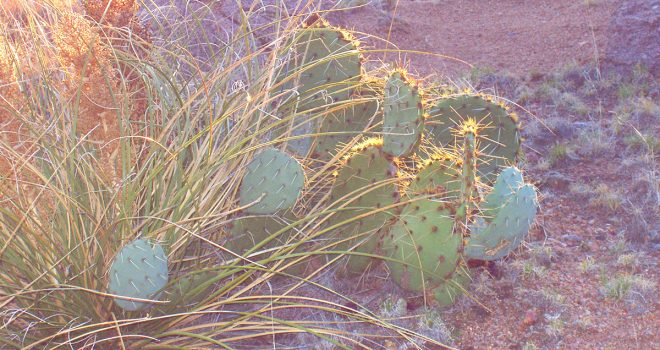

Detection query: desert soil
xmin=327 ymin=1 xmax=658 ymax=349
xmin=330 ymin=0 xmax=619 ymax=77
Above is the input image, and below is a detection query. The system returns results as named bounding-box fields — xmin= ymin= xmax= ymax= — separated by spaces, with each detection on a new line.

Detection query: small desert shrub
xmin=545 ymin=315 xmax=565 ymax=338
xmin=549 ymin=142 xmax=569 ymax=166
xmin=574 ymin=126 xmax=612 ymax=157
xmin=591 ymin=183 xmax=623 ymax=212
xmin=600 ymin=273 xmax=657 ymax=305
xmin=578 ymin=256 xmax=597 ymax=274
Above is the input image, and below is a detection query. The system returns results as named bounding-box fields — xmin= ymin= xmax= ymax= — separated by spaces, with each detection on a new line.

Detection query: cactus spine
xmin=428 ymin=94 xmax=521 ymax=181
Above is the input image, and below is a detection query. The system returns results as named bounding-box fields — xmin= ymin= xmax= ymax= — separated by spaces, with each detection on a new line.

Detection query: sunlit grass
xmin=0 ymin=1 xmax=463 ymax=348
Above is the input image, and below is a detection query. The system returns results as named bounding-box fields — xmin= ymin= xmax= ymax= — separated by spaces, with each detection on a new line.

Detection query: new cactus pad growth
xmin=382 ymin=70 xmax=425 ymax=157
xmin=238 ymin=148 xmax=305 ymax=214
xmin=286 ymin=15 xmax=362 ymax=111
xmin=428 ymin=94 xmax=520 ymax=181
xmin=108 ymin=239 xmax=168 ymax=311
xmin=327 ymin=139 xmax=399 ymax=274
xmin=465 ymin=167 xmax=539 ymax=260
xmin=382 ymin=199 xmax=462 ymax=302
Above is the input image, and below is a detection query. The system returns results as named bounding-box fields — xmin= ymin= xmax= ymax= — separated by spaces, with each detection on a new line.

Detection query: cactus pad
xmin=433 ymin=264 xmax=470 ymax=306
xmin=283 ymin=115 xmax=316 ymax=157
xmin=108 ymin=239 xmax=168 ymax=311
xmin=382 ymin=200 xmax=462 ymax=294
xmin=227 ymin=212 xmax=295 ymax=254
xmin=406 ymin=154 xmax=462 ymax=200
xmin=480 ymin=166 xmax=524 ymax=219
xmin=286 ymin=15 xmax=362 ymax=111
xmin=165 ymin=270 xmax=217 ymax=309
xmin=314 ymin=82 xmax=382 ymax=158
xmin=239 ymin=148 xmax=305 ymax=214
xmin=466 ymin=183 xmax=538 ymax=260
xmin=382 ymin=70 xmax=425 ymax=157
xmin=428 ymin=94 xmax=520 ymax=181
xmin=328 ymin=139 xmax=399 ymax=274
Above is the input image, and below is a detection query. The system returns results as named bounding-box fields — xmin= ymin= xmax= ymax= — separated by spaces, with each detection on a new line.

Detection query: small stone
xmin=562 ymin=234 xmax=583 ymax=247
xmin=543 ymin=171 xmax=571 ymax=191
xmin=520 ymin=308 xmax=540 ymax=330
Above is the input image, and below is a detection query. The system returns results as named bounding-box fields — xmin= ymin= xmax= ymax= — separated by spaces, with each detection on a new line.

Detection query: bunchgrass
xmin=0 ymin=1 xmax=455 ymax=348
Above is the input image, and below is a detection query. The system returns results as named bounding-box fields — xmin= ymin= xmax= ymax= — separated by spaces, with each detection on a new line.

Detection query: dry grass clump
xmin=83 ymin=0 xmax=139 ymax=28
xmin=53 ymin=11 xmax=125 ymax=178
xmin=0 ymin=34 xmax=26 ymax=179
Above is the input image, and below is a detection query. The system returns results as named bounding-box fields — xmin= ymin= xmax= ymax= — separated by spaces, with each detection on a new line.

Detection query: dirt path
xmin=331 ymin=0 xmax=621 ymax=77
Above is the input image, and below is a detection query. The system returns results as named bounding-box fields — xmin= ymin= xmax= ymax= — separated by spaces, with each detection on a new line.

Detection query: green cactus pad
xmin=328 ymin=139 xmax=399 ymax=274
xmin=428 ymin=94 xmax=520 ymax=181
xmin=108 ymin=239 xmax=168 ymax=311
xmin=433 ymin=265 xmax=471 ymax=307
xmin=382 ymin=200 xmax=462 ymax=293
xmin=480 ymin=166 xmax=524 ymax=219
xmin=382 ymin=70 xmax=425 ymax=157
xmin=239 ymin=148 xmax=305 ymax=214
xmin=165 ymin=270 xmax=217 ymax=309
xmin=466 ymin=184 xmax=538 ymax=260
xmin=283 ymin=115 xmax=316 ymax=157
xmin=314 ymin=82 xmax=382 ymax=158
xmin=227 ymin=212 xmax=295 ymax=254
xmin=286 ymin=16 xmax=362 ymax=112
xmin=406 ymin=154 xmax=462 ymax=200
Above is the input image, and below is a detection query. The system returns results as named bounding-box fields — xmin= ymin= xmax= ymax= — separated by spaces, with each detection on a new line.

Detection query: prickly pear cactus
xmin=108 ymin=239 xmax=168 ymax=311
xmin=480 ymin=166 xmax=524 ymax=219
xmin=285 ymin=14 xmax=362 ymax=112
xmin=227 ymin=212 xmax=296 ymax=254
xmin=164 ymin=270 xmax=217 ymax=310
xmin=427 ymin=94 xmax=520 ymax=181
xmin=382 ymin=70 xmax=425 ymax=157
xmin=327 ymin=139 xmax=399 ymax=274
xmin=239 ymin=148 xmax=305 ymax=214
xmin=465 ymin=168 xmax=538 ymax=260
xmin=382 ymin=199 xmax=462 ymax=300
xmin=314 ymin=80 xmax=382 ymax=158
xmin=433 ymin=264 xmax=471 ymax=307
xmin=282 ymin=115 xmax=316 ymax=157
xmin=405 ymin=153 xmax=462 ymax=200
